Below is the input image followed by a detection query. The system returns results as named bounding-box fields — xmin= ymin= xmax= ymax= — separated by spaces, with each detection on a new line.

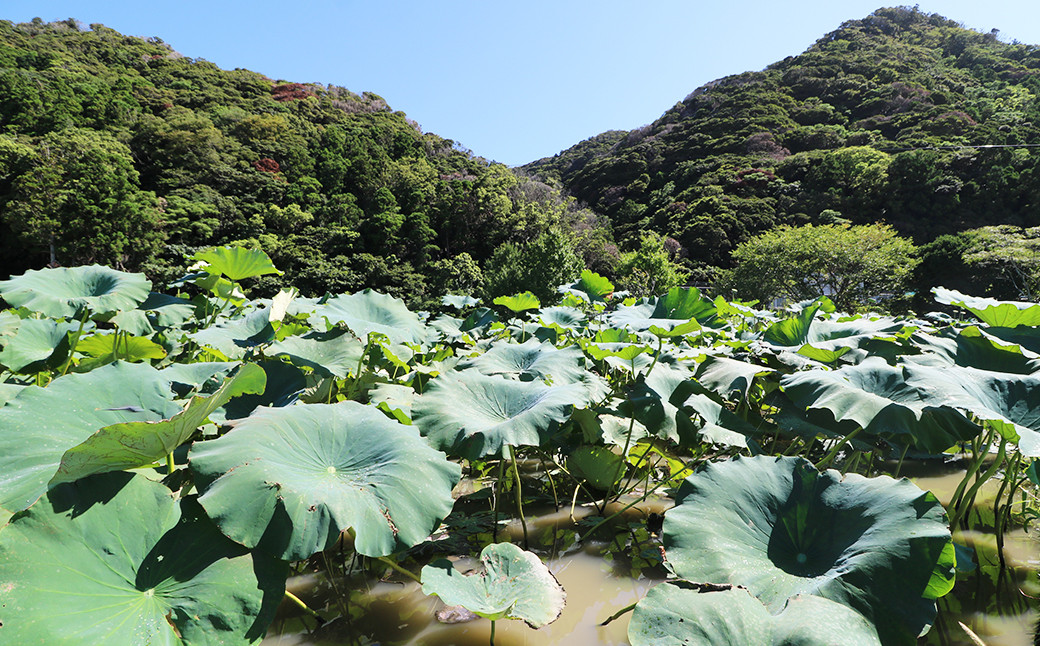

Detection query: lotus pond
xmin=1 ymin=248 xmax=1040 ymax=645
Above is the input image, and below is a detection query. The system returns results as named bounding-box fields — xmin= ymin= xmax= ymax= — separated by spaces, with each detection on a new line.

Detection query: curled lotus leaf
xmin=188 ymin=308 xmax=275 ymax=360
xmin=309 ymin=289 xmax=428 ymax=344
xmin=189 ymin=401 xmax=460 ymax=560
xmin=421 ymin=542 xmax=565 ymax=628
xmin=0 ymin=362 xmax=180 ymax=512
xmin=663 ymin=455 xmax=955 ymax=645
xmin=458 ymin=338 xmax=587 ymax=384
xmin=193 ymin=246 xmax=282 ymax=281
xmin=780 ymin=357 xmax=981 ymax=453
xmin=933 ymin=287 xmax=1040 ymax=328
xmin=493 ymin=291 xmax=541 ymax=313
xmin=609 ymin=287 xmax=717 ymax=332
xmin=629 ymin=583 xmax=881 ymax=646
xmin=0 ymin=317 xmax=75 ymax=372
xmin=0 ymin=472 xmax=285 ymax=645
xmin=413 ymin=370 xmax=588 ymax=459
xmin=0 ymin=265 xmax=151 ymax=318
xmin=559 ymin=269 xmax=614 ymax=303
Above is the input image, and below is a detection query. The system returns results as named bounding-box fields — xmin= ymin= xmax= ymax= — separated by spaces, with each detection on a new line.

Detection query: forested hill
xmin=0 ymin=18 xmax=612 ymax=307
xmin=523 ymin=6 xmax=1040 ymax=279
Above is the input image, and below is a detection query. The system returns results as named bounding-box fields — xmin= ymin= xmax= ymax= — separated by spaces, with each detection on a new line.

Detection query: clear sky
xmin=5 ymin=1 xmax=1039 ymax=166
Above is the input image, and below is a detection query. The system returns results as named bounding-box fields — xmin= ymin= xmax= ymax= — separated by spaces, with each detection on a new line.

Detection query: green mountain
xmin=0 ymin=18 xmax=611 ymax=307
xmin=523 ymin=6 xmax=1040 ymax=279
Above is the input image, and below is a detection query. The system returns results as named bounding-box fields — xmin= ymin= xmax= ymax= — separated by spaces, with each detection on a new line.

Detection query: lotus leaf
xmin=76 ymin=332 xmax=167 ymax=364
xmin=193 ymin=246 xmax=282 ymax=280
xmin=220 ymin=358 xmax=306 ymax=420
xmin=933 ymin=287 xmax=1040 ymax=327
xmin=609 ymin=287 xmax=716 ymax=332
xmin=493 ymin=291 xmax=541 ymax=313
xmin=190 ymin=401 xmax=460 ymax=560
xmin=421 ymin=542 xmax=565 ymax=628
xmin=442 ymin=294 xmax=481 ymax=309
xmin=458 ymin=338 xmax=586 ymax=385
xmin=0 ymin=472 xmax=285 ymax=645
xmin=412 ymin=370 xmax=587 ymax=459
xmin=537 ymin=306 xmax=587 ymax=330
xmin=269 ymin=330 xmax=364 ymax=379
xmin=567 ymin=445 xmax=624 ymax=490
xmin=560 ymin=269 xmax=614 ymax=303
xmin=629 ymin=583 xmax=881 ymax=646
xmin=695 ymin=355 xmax=774 ymax=403
xmin=0 ymin=317 xmax=74 ymax=372
xmin=0 ymin=265 xmax=151 ymax=318
xmin=50 ymin=365 xmax=266 ymax=485
xmin=780 ymin=357 xmax=981 ymax=452
xmin=110 ymin=292 xmax=198 ymax=335
xmin=189 ymin=308 xmax=275 ymax=359
xmin=0 ymin=362 xmax=180 ymax=511
xmin=909 ymin=326 xmax=1040 ymax=374
xmin=664 ymin=455 xmax=954 ymax=645
xmin=309 ymin=289 xmax=427 ymax=344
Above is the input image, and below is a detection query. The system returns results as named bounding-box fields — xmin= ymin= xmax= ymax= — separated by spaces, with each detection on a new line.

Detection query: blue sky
xmin=5 ymin=1 xmax=1038 ymax=166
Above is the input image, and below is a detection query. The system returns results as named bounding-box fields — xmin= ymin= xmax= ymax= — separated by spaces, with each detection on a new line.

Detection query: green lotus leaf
xmin=0 ymin=382 xmax=25 ymax=407
xmin=764 ymin=302 xmax=823 ymax=346
xmin=193 ymin=246 xmax=282 ymax=281
xmin=664 ymin=455 xmax=954 ymax=645
xmin=269 ymin=330 xmax=365 ymax=379
xmin=695 ymin=355 xmax=775 ymax=403
xmin=421 ymin=542 xmax=565 ymax=628
xmin=493 ymin=291 xmax=542 ymax=313
xmin=220 ymin=359 xmax=306 ymax=420
xmin=459 ymin=338 xmax=587 ymax=385
xmin=933 ymin=287 xmax=1040 ymax=327
xmin=309 ymin=289 xmax=428 ymax=344
xmin=0 ymin=362 xmax=180 ymax=511
xmin=560 ymin=269 xmax=614 ymax=303
xmin=190 ymin=401 xmax=460 ymax=560
xmin=189 ymin=309 xmax=275 ymax=360
xmin=629 ymin=583 xmax=881 ymax=646
xmin=567 ymin=445 xmax=624 ymax=490
xmin=50 ymin=365 xmax=266 ymax=486
xmin=0 ymin=472 xmax=285 ymax=645
xmin=76 ymin=332 xmax=167 ymax=364
xmin=537 ymin=306 xmax=587 ymax=330
xmin=110 ymin=292 xmax=199 ymax=335
xmin=412 ymin=371 xmax=587 ymax=459
xmin=0 ymin=265 xmax=151 ymax=318
xmin=609 ymin=287 xmax=716 ymax=332
xmin=431 ymin=307 xmax=500 ymax=341
xmin=158 ymin=362 xmax=238 ymax=396
xmin=780 ymin=357 xmax=981 ymax=452
xmin=0 ymin=317 xmax=74 ymax=372
xmin=684 ymin=391 xmax=759 ymax=449
xmin=369 ymin=382 xmax=416 ymax=421
xmin=442 ymin=294 xmax=482 ymax=309
xmin=910 ymin=326 xmax=1040 ymax=374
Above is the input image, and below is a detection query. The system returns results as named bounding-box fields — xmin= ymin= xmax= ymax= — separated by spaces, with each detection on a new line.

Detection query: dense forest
xmin=2 ymin=8 xmax=1040 ymax=307
xmin=525 ymin=6 xmax=1040 ymax=295
xmin=0 ymin=17 xmax=615 ymax=308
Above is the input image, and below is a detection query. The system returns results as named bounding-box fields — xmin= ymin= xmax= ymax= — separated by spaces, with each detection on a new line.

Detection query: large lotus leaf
xmin=618 ymin=364 xmax=696 ymax=443
xmin=0 ymin=317 xmax=74 ymax=372
xmin=0 ymin=265 xmax=151 ymax=318
xmin=158 ymin=362 xmax=238 ymax=396
xmin=110 ymin=292 xmax=198 ymax=335
xmin=76 ymin=331 xmax=167 ymax=365
xmin=683 ymin=391 xmax=759 ymax=449
xmin=567 ymin=445 xmax=624 ymax=490
xmin=442 ymin=293 xmax=481 ymax=309
xmin=50 ymin=365 xmax=266 ymax=486
xmin=412 ymin=371 xmax=587 ymax=459
xmin=933 ymin=287 xmax=1040 ymax=327
xmin=493 ymin=291 xmax=541 ymax=313
xmin=629 ymin=583 xmax=881 ymax=646
xmin=458 ymin=338 xmax=586 ymax=385
xmin=537 ymin=306 xmax=587 ymax=330
xmin=909 ymin=326 xmax=1040 ymax=374
xmin=190 ymin=401 xmax=460 ymax=560
xmin=0 ymin=472 xmax=284 ymax=644
xmin=780 ymin=357 xmax=981 ymax=453
xmin=189 ymin=308 xmax=275 ymax=359
xmin=664 ymin=456 xmax=954 ymax=645
xmin=986 ymin=325 xmax=1040 ymax=356
xmin=269 ymin=330 xmax=364 ymax=379
xmin=609 ymin=288 xmax=716 ymax=332
xmin=0 ymin=362 xmax=180 ymax=511
xmin=695 ymin=355 xmax=775 ymax=403
xmin=194 ymin=246 xmax=282 ymax=281
xmin=309 ymin=289 xmax=427 ymax=344
xmin=560 ymin=269 xmax=614 ymax=303
xmin=421 ymin=542 xmax=565 ymax=628
xmin=763 ymin=302 xmax=824 ymax=346
xmin=430 ymin=307 xmax=500 ymax=341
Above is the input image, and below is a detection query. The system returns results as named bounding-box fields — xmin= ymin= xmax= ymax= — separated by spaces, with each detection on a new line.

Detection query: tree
xmin=614 ymin=232 xmax=689 ymax=298
xmin=482 ymin=228 xmax=584 ymax=303
xmin=719 ymin=223 xmax=917 ymax=311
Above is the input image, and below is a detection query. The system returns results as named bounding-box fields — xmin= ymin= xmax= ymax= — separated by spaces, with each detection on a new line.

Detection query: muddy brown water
xmin=263 ymin=463 xmax=1040 ymax=645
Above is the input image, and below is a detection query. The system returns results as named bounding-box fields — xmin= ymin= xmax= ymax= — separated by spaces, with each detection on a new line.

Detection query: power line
xmin=878 ymin=142 xmax=1040 ymax=152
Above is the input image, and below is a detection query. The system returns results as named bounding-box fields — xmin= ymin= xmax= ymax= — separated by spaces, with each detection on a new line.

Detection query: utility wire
xmin=877 ymin=142 xmax=1040 ymax=152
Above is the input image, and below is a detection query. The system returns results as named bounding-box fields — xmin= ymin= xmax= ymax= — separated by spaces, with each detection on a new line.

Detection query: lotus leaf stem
xmin=489 ymin=618 xmax=496 ymax=646
xmin=605 ymin=412 xmax=638 ymax=508
xmin=509 ymin=445 xmax=530 ymax=549
xmin=894 ymin=443 xmax=910 ymax=478
xmin=166 ymin=451 xmax=174 ymax=475
xmin=376 ymin=556 xmax=422 ymax=584
xmin=283 ymin=590 xmax=325 ymax=624
xmin=60 ymin=308 xmax=90 ymax=376
xmin=815 ymin=426 xmax=864 ymax=470
xmin=582 ymin=476 xmax=670 ymax=540
xmin=599 ymin=601 xmax=637 ymax=626
xmin=951 ymin=437 xmax=1006 ymax=530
